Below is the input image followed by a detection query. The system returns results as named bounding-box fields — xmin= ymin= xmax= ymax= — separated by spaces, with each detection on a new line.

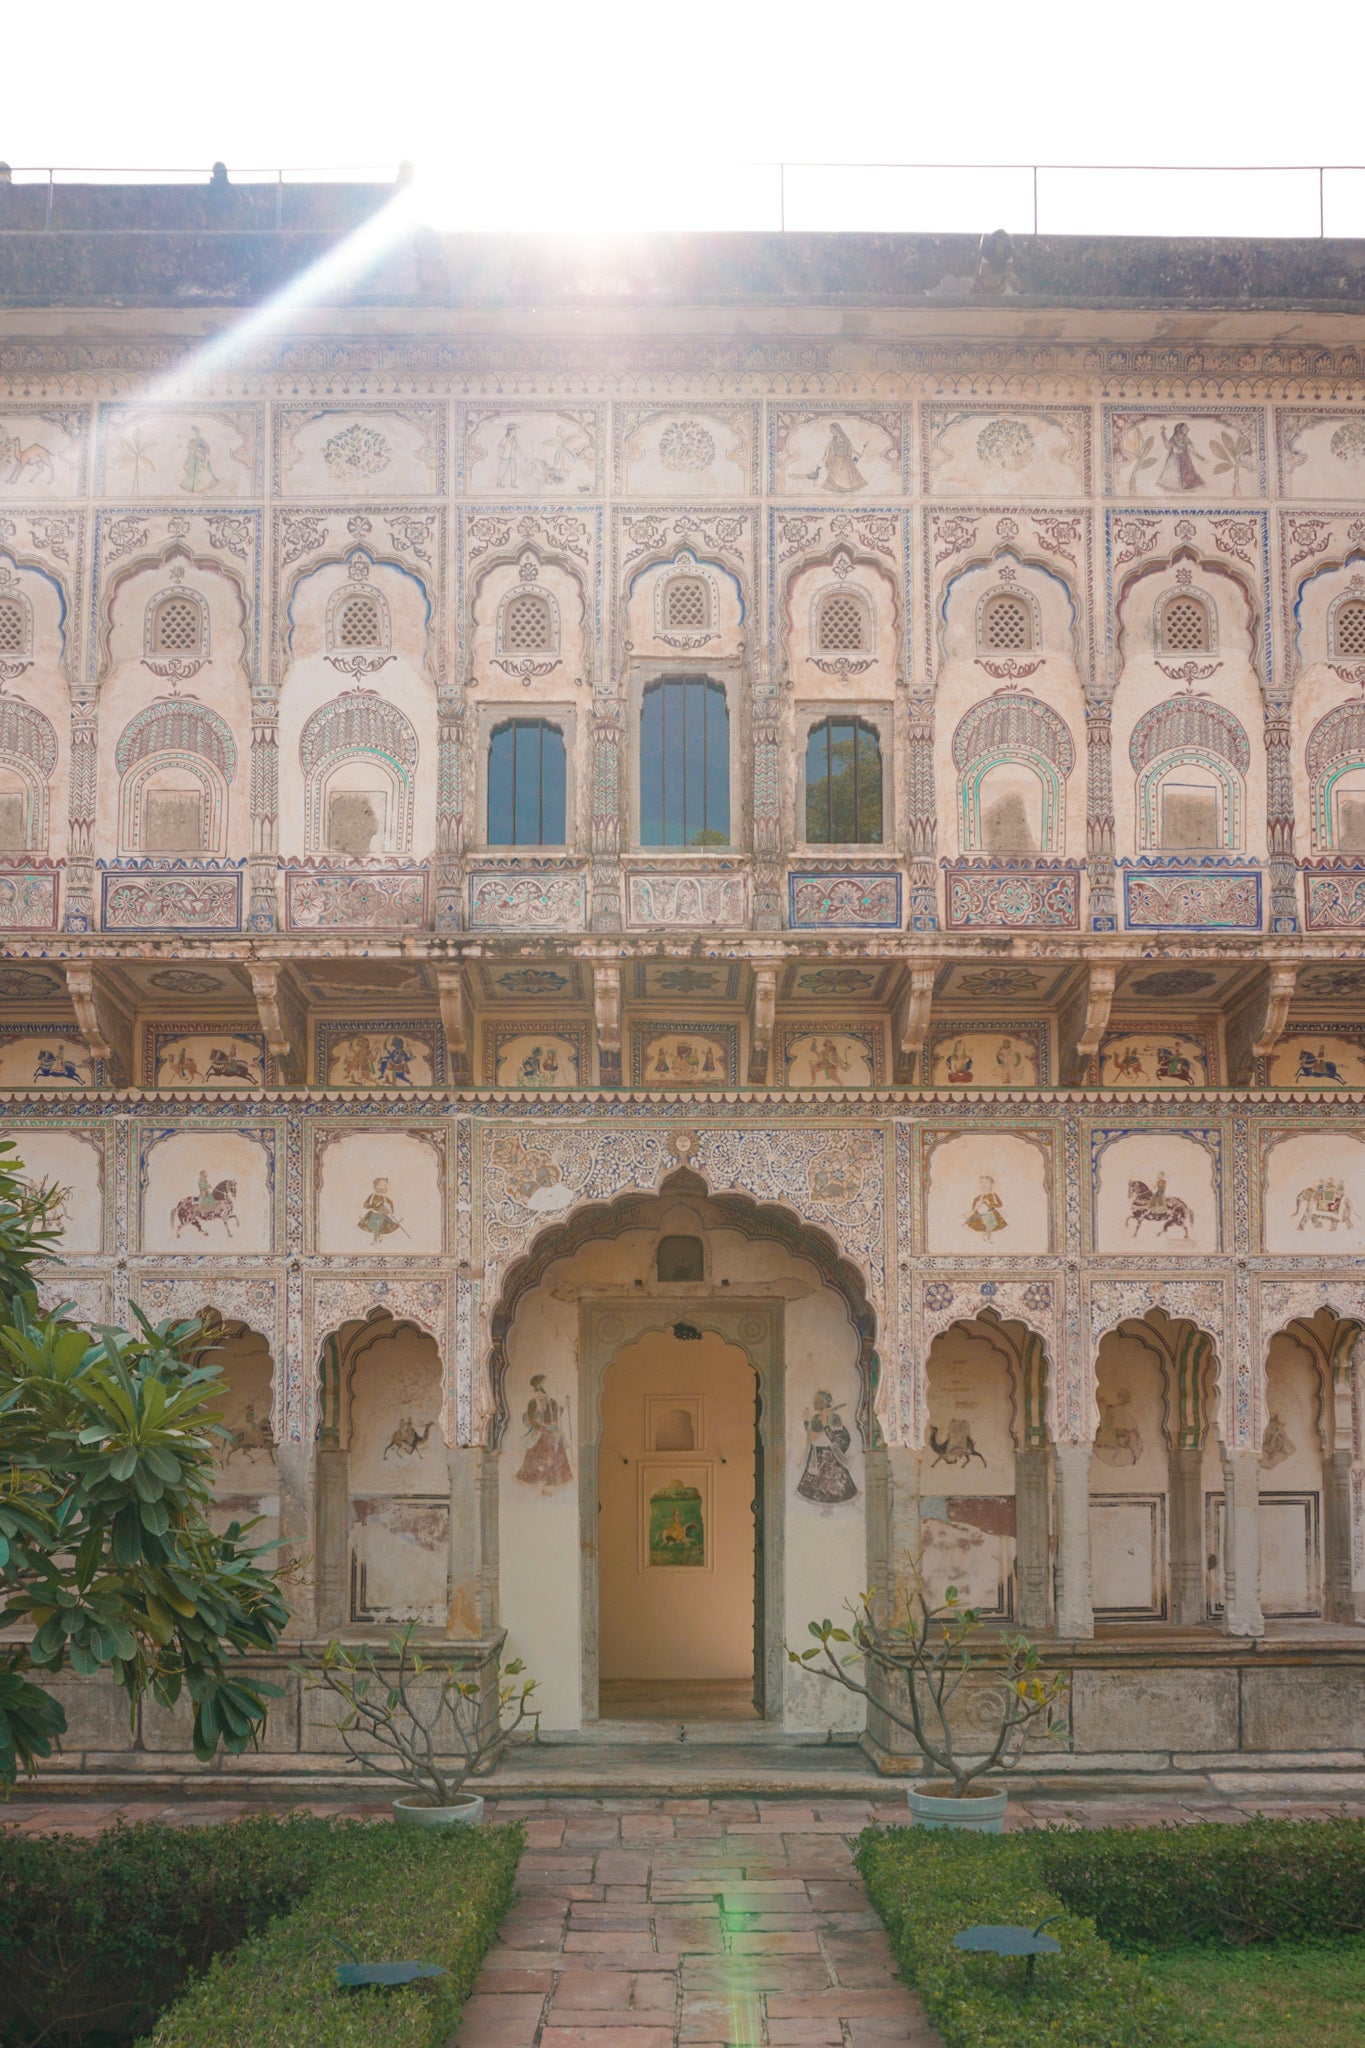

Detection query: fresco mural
xmin=14 ymin=1130 xmax=104 ymax=1253
xmin=924 ymin=1134 xmax=1051 ymax=1255
xmin=1092 ymin=1133 xmax=1218 ymax=1254
xmin=0 ymin=1036 xmax=96 ymax=1089
xmin=314 ymin=1131 xmax=444 ymax=1255
xmin=782 ymin=1028 xmax=877 ymax=1089
xmin=321 ymin=1026 xmax=439 ymax=1088
xmin=1263 ymin=1133 xmax=1365 ymax=1251
xmin=1098 ymin=1030 xmax=1210 ymax=1087
xmin=631 ymin=1026 xmax=737 ymax=1088
xmin=929 ymin=1029 xmax=1042 ymax=1087
xmin=488 ymin=1027 xmax=584 ymax=1089
xmin=151 ymin=1031 xmax=267 ymax=1088
xmin=140 ymin=1131 xmax=274 ymax=1256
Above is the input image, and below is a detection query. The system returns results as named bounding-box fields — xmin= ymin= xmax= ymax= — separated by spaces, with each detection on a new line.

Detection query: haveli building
xmin=3 ymin=173 xmax=1365 ymax=1782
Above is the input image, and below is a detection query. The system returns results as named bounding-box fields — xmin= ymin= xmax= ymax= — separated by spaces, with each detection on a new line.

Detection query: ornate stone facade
xmin=5 ymin=191 xmax=1365 ymax=1769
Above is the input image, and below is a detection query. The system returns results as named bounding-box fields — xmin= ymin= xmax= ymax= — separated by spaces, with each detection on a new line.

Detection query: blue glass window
xmin=639 ymin=677 xmax=729 ymax=847
xmin=487 ymin=719 xmax=566 ymax=846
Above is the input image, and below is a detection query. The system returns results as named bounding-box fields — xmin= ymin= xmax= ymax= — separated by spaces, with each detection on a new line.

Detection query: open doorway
xmin=597 ymin=1324 xmax=760 ymax=1722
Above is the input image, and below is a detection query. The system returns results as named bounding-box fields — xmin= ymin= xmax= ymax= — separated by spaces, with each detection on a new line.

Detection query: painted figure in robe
xmin=515 ymin=1374 xmax=573 ymax=1489
xmin=797 ymin=1389 xmax=858 ymax=1504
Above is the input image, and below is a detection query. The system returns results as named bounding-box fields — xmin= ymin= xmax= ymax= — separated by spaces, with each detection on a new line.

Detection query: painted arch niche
xmin=14 ymin=1129 xmax=104 ymax=1253
xmin=921 ymin=1313 xmax=1051 ymax=1624
xmin=1262 ymin=1132 xmax=1365 ymax=1253
xmin=314 ymin=1131 xmax=444 ymax=1255
xmin=1089 ymin=1313 xmax=1222 ymax=1623
xmin=140 ymin=1129 xmax=273 ymax=1255
xmin=1092 ymin=1133 xmax=1219 ymax=1255
xmin=204 ymin=1320 xmax=280 ymax=1552
xmin=924 ymin=1134 xmax=1050 ymax=1255
xmin=932 ymin=551 xmax=1086 ymax=865
xmin=316 ymin=1312 xmax=449 ymax=1629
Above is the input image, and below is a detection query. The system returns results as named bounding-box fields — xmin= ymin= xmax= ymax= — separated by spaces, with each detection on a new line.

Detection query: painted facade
xmin=5 ymin=192 xmax=1365 ymax=1775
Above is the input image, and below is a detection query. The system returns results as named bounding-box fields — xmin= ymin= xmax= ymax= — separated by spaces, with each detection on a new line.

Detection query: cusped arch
xmin=487 ymin=1167 xmax=877 ymax=1449
xmin=925 ymin=1306 xmax=1055 ymax=1448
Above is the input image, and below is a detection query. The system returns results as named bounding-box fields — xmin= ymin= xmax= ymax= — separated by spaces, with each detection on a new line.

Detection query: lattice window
xmin=336 ymin=593 xmax=381 ymax=647
xmin=1333 ymin=598 xmax=1365 ymax=660
xmin=981 ymin=592 xmax=1033 ymax=652
xmin=817 ymin=590 xmax=869 ymax=653
xmin=1159 ymin=592 xmax=1212 ymax=654
xmin=502 ymin=588 xmax=554 ymax=652
xmin=665 ymin=576 xmax=711 ymax=632
xmin=150 ymin=593 xmax=205 ymax=657
xmin=0 ymin=597 xmax=27 ymax=657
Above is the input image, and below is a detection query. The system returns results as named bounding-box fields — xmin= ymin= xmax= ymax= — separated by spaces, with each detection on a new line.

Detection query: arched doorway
xmin=493 ymin=1173 xmax=872 ymax=1734
xmin=201 ymin=1319 xmax=279 ymax=1550
xmin=598 ymin=1324 xmax=759 ymax=1722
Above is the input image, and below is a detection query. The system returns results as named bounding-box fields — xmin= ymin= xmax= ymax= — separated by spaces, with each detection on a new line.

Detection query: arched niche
xmin=1090 ymin=1312 xmax=1221 ymax=1626
xmin=1263 ymin=1309 xmax=1364 ymax=1622
xmin=313 ymin=1311 xmax=449 ymax=1633
xmin=191 ymin=1318 xmax=280 ymax=1552
xmin=922 ymin=1311 xmax=1052 ymax=1627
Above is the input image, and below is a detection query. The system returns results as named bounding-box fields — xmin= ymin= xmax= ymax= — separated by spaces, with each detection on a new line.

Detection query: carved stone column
xmin=313 ymin=1447 xmax=350 ymax=1634
xmin=1220 ymin=1447 xmax=1264 ymax=1637
xmin=447 ymin=1444 xmax=491 ymax=1636
xmin=1324 ymin=1449 xmax=1355 ymax=1624
xmin=274 ymin=1440 xmax=313 ymax=1638
xmin=1264 ymin=693 xmax=1299 ymax=934
xmin=590 ymin=692 xmax=623 ymax=932
xmin=1083 ymin=684 xmax=1117 ymax=932
xmin=434 ymin=686 xmax=465 ymax=932
xmin=1167 ymin=1445 xmax=1206 ymax=1626
xmin=247 ymin=687 xmax=279 ymax=932
xmin=751 ymin=665 xmax=783 ymax=930
xmin=1053 ymin=1441 xmax=1094 ymax=1638
xmin=64 ymin=694 xmax=98 ymax=932
xmin=1014 ymin=1445 xmax=1052 ymax=1631
xmin=905 ymin=690 xmax=938 ymax=931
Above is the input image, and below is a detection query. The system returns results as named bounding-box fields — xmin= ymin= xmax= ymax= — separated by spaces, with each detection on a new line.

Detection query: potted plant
xmin=790 ymin=1562 xmax=1069 ymax=1832
xmin=300 ymin=1625 xmax=539 ymax=1826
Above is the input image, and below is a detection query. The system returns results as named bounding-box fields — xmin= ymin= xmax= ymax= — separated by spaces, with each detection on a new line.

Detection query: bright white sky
xmin=9 ymin=0 xmax=1365 ymax=236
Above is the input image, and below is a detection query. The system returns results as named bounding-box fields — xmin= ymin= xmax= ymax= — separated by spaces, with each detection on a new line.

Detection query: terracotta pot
xmin=906 ymin=1783 xmax=1007 ymax=1832
xmin=392 ymin=1792 xmax=484 ymax=1828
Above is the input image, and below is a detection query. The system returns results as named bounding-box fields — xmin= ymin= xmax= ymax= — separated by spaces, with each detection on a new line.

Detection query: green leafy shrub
xmin=857 ymin=1826 xmax=1204 ymax=2048
xmin=146 ymin=1818 xmax=523 ymax=2048
xmin=1037 ymin=1816 xmax=1365 ymax=1949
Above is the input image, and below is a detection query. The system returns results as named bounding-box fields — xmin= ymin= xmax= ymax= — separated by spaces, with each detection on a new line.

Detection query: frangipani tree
xmin=791 ymin=1559 xmax=1069 ymax=1797
xmin=0 ymin=1141 xmax=288 ymax=1783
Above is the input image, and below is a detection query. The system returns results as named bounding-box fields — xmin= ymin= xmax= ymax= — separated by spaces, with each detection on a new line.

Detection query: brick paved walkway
xmin=459 ymin=1797 xmax=937 ymax=2048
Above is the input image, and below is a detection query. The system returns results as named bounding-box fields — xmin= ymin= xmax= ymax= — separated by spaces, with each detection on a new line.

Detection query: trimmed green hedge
xmin=0 ymin=1812 xmax=523 ymax=2048
xmin=0 ymin=1813 xmax=342 ymax=2046
xmin=857 ymin=1816 xmax=1365 ymax=2048
xmin=857 ymin=1828 xmax=1205 ymax=2048
xmin=1037 ymin=1816 xmax=1365 ymax=1949
xmin=145 ymin=1818 xmax=523 ymax=2048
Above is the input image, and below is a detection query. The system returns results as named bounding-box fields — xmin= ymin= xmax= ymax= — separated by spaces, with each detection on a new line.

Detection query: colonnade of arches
xmin=196 ymin=1297 xmax=1363 ymax=1655
xmin=916 ymin=1305 xmax=1362 ymax=1634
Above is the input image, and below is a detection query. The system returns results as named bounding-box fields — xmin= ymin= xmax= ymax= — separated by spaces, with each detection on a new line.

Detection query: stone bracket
xmin=1227 ymin=960 xmax=1299 ymax=1085
xmin=435 ymin=966 xmax=473 ymax=1084
xmin=747 ymin=960 xmax=780 ymax=1086
xmin=592 ymin=962 xmax=622 ymax=1087
xmin=63 ymin=963 xmax=134 ymax=1086
xmin=1060 ymin=962 xmax=1118 ymax=1085
xmin=892 ymin=961 xmax=938 ymax=1083
xmin=247 ymin=962 xmax=308 ymax=1085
